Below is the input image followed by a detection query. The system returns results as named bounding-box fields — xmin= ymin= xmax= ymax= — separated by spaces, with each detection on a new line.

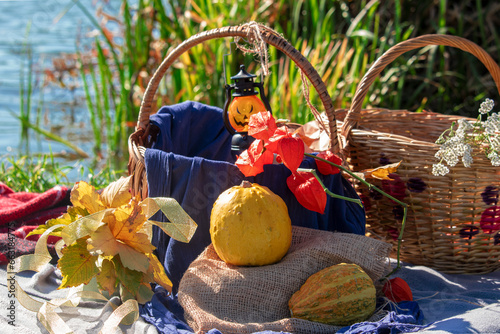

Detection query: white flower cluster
xmin=434 ymin=123 xmax=473 ymax=168
xmin=432 ymin=163 xmax=449 ymax=176
xmin=484 ymin=112 xmax=500 ymax=134
xmin=432 ymin=98 xmax=500 ymax=176
xmin=479 ymin=98 xmax=495 ymax=114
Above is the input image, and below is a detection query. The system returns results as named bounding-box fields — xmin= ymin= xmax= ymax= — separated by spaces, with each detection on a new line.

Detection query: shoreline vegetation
xmin=4 ymin=0 xmax=500 ymax=192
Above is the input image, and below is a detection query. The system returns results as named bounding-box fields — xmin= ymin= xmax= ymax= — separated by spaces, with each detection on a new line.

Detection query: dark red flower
xmin=383 ymin=277 xmax=413 ymax=303
xmin=387 ymin=227 xmax=399 ymax=241
xmin=381 ymin=173 xmax=406 ymax=202
xmin=480 ymin=206 xmax=500 ymax=234
xmin=359 ymin=194 xmax=372 ymax=212
xmin=286 ymin=171 xmax=327 ymax=214
xmin=248 ymin=111 xmax=277 ymax=141
xmin=278 ymin=136 xmax=304 ymax=173
xmin=316 ymin=151 xmax=342 ymax=175
xmin=235 ymin=139 xmax=274 ymax=177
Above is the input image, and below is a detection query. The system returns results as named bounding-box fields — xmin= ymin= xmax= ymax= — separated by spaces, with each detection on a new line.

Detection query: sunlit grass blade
xmin=9 ymin=111 xmax=89 ymax=159
xmin=76 ymin=47 xmax=101 ymax=154
xmin=95 ymin=39 xmax=113 ymax=150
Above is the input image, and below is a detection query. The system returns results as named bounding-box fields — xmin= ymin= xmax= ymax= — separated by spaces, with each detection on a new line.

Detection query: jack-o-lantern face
xmin=228 ymin=95 xmax=267 ymax=132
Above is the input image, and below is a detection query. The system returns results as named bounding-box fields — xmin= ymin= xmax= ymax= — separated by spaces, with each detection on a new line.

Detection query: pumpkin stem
xmin=240 ymin=180 xmax=252 ymax=188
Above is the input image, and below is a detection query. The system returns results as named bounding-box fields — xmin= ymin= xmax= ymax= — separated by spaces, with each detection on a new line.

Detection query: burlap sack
xmin=178 ymin=226 xmax=392 ymax=334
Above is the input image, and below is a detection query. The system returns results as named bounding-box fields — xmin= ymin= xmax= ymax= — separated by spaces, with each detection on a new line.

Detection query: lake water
xmin=0 ymin=0 xmax=118 ymax=169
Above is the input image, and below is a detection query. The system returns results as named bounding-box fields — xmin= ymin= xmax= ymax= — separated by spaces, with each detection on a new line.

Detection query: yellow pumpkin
xmin=228 ymin=95 xmax=267 ymax=132
xmin=210 ymin=181 xmax=292 ymax=266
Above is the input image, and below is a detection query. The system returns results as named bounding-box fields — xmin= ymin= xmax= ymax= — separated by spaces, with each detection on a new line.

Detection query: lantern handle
xmin=222 ymin=84 xmax=236 ymax=135
xmin=254 ymin=82 xmax=272 ymax=113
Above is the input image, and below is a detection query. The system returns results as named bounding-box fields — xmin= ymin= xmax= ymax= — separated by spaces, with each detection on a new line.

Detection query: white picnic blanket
xmin=0 ymin=263 xmax=158 ymax=334
xmin=1 ymin=260 xmax=499 ymax=334
xmin=391 ymin=260 xmax=500 ymax=334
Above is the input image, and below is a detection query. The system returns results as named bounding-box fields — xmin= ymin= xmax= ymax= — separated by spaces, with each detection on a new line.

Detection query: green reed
xmin=19 ymin=22 xmax=33 ymax=142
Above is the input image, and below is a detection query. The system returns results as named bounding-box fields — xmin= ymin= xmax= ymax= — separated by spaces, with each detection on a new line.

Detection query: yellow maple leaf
xmin=58 ymin=238 xmax=99 ymax=289
xmin=116 ymin=243 xmax=150 ymax=273
xmin=27 ymin=206 xmax=89 ymax=238
xmin=113 ymin=257 xmax=143 ymax=302
xmin=87 ymin=225 xmax=119 ymax=256
xmin=100 ymin=176 xmax=133 ymax=208
xmin=86 ymin=204 xmax=154 ymax=273
xmin=362 ymin=161 xmax=402 ymax=180
xmin=110 ymin=200 xmax=147 ymax=238
xmin=87 ymin=225 xmax=150 ymax=271
xmin=40 ymin=178 xmax=189 ymax=305
xmin=146 ymin=253 xmax=172 ymax=292
xmin=97 ymin=259 xmax=117 ymax=296
xmin=108 ymin=200 xmax=155 ymax=254
xmin=70 ymin=181 xmax=106 ymax=214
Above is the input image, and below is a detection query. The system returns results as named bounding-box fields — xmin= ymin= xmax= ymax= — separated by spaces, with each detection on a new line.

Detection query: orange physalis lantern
xmin=382 ymin=277 xmax=413 ymax=303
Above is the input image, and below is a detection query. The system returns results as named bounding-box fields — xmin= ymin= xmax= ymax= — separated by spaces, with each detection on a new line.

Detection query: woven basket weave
xmin=338 ymin=34 xmax=500 ymax=274
xmin=128 ymin=24 xmax=340 ymax=200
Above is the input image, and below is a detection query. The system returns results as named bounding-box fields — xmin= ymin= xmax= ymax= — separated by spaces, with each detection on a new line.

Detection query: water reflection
xmin=0 ymin=0 xmax=115 ymax=180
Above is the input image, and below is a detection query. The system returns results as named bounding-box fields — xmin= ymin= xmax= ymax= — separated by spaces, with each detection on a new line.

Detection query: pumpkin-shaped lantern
xmin=223 ymin=65 xmax=272 ymax=155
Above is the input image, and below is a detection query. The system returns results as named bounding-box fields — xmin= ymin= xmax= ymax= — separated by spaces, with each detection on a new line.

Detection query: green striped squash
xmin=288 ymin=263 xmax=376 ymax=326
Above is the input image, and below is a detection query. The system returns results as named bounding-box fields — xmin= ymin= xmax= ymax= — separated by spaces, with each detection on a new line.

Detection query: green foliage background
xmin=5 ymin=0 xmax=500 ymax=191
xmin=81 ymin=0 xmax=499 ymax=157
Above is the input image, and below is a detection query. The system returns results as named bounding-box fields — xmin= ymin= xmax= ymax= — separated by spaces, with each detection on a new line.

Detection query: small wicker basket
xmin=338 ymin=34 xmax=500 ymax=274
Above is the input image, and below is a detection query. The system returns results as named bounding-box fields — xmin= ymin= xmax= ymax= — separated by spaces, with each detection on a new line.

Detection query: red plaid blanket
xmin=0 ymin=183 xmax=70 ymax=264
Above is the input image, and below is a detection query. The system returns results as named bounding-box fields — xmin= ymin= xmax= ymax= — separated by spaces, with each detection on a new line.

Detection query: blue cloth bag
xmin=144 ymin=101 xmax=366 ymax=292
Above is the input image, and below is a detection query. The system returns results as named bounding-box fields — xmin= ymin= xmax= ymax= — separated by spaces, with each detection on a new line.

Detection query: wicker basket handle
xmin=136 ymin=23 xmax=338 ymax=152
xmin=340 ymin=34 xmax=500 ymax=149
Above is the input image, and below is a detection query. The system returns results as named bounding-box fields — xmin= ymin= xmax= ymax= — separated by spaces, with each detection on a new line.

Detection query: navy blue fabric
xmin=337 ymin=300 xmax=429 ymax=334
xmin=208 ymin=330 xmax=290 ymax=334
xmin=139 ymin=286 xmax=193 ymax=334
xmin=144 ymin=101 xmax=365 ymax=293
xmin=147 ymin=101 xmax=234 ymax=163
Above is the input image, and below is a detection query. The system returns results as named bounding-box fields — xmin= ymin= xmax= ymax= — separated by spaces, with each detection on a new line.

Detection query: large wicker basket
xmin=339 ymin=35 xmax=500 ymax=274
xmin=128 ymin=24 xmax=339 ymax=199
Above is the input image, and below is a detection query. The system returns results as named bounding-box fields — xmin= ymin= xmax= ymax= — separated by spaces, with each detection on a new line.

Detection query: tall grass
xmin=39 ymin=0 xmax=500 ymax=172
xmin=0 ymin=153 xmax=126 ymax=193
